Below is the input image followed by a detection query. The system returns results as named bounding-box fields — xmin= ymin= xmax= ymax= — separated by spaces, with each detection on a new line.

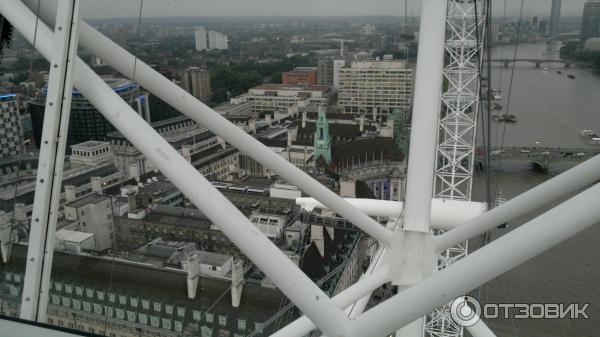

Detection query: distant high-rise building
xmin=194 ymin=27 xmax=208 ymax=51
xmin=182 ymin=67 xmax=211 ymax=103
xmin=549 ymin=0 xmax=562 ymax=36
xmin=195 ymin=27 xmax=228 ymax=50
xmin=0 ymin=94 xmax=24 ymax=160
xmin=338 ymin=61 xmax=413 ymax=117
xmin=208 ymin=30 xmax=229 ymax=50
xmin=332 ymin=59 xmax=346 ymax=89
xmin=581 ymin=0 xmax=600 ymax=41
xmin=539 ymin=20 xmax=548 ymax=35
xmin=317 ymin=58 xmax=334 ymax=86
xmin=282 ymin=67 xmax=317 ymax=86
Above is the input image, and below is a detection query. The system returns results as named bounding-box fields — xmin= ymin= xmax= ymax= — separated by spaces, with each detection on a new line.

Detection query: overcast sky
xmin=80 ymin=0 xmax=590 ymax=19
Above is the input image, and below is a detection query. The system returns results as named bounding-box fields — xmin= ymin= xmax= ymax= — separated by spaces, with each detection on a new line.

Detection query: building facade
xmin=195 ymin=27 xmax=228 ymax=50
xmin=582 ymin=0 xmax=600 ymax=41
xmin=0 ymin=94 xmax=23 ymax=160
xmin=63 ymin=195 xmax=116 ymax=252
xmin=194 ymin=27 xmax=208 ymax=51
xmin=549 ymin=0 xmax=562 ymax=37
xmin=182 ymin=67 xmax=212 ymax=103
xmin=317 ymin=58 xmax=334 ymax=86
xmin=338 ymin=61 xmax=413 ymax=118
xmin=208 ymin=31 xmax=229 ymax=50
xmin=241 ymin=84 xmax=332 ymax=118
xmin=29 ymin=78 xmax=140 ymax=150
xmin=282 ymin=67 xmax=317 ymax=86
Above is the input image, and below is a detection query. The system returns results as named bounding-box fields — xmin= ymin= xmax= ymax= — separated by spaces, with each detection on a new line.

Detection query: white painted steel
xmin=403 ymin=0 xmax=448 ymax=232
xmin=434 ymin=1 xmax=486 ymax=201
xmin=436 ymin=154 xmax=600 ymax=252
xmin=0 ymin=2 xmax=349 ymax=335
xmin=296 ymin=197 xmax=487 ymax=230
xmin=19 ymin=0 xmax=79 ymax=321
xmin=347 ymin=183 xmax=600 ymax=337
xmin=428 ymin=2 xmax=488 ymax=336
xmin=4 ymin=2 xmax=599 ymax=337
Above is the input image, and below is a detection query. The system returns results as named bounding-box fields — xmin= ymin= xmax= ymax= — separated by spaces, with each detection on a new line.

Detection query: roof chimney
xmin=266 ymin=114 xmax=272 ymax=127
xmin=127 ymin=191 xmax=138 ymax=210
xmin=64 ymin=185 xmax=76 ymax=202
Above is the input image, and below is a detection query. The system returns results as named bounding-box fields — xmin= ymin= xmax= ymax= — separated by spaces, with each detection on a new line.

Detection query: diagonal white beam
xmin=270 ymin=264 xmax=391 ymax=337
xmin=272 ymin=218 xmax=402 ymax=337
xmin=0 ymin=2 xmax=349 ymax=335
xmin=435 ymin=154 xmax=600 ymax=252
xmin=18 ymin=0 xmax=395 ymax=248
xmin=347 ymin=183 xmax=600 ymax=337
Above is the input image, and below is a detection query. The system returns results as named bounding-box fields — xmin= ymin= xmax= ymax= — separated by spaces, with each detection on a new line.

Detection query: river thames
xmin=469 ymin=42 xmax=599 ymax=337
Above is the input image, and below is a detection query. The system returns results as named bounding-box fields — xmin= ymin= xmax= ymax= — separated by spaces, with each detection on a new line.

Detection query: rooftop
xmin=71 ymin=141 xmax=111 ymax=152
xmin=65 ymin=194 xmax=111 ymax=209
xmin=3 ymin=245 xmax=284 ymax=335
xmin=251 ymin=83 xmax=331 ymax=92
xmin=139 ymin=179 xmax=178 ymax=196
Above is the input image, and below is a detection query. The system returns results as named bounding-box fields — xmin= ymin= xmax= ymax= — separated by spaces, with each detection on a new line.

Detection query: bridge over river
xmin=475 ymin=146 xmax=600 ymax=173
xmin=489 ymin=58 xmax=577 ymax=68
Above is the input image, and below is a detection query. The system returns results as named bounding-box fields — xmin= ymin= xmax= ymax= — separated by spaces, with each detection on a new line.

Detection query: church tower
xmin=313 ymin=108 xmax=331 ymax=164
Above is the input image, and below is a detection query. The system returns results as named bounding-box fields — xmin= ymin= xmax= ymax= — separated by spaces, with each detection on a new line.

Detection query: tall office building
xmin=539 ymin=20 xmax=548 ymax=35
xmin=29 ymin=78 xmax=140 ymax=150
xmin=317 ymin=58 xmax=334 ymax=86
xmin=332 ymin=59 xmax=346 ymax=90
xmin=182 ymin=67 xmax=212 ymax=103
xmin=549 ymin=0 xmax=562 ymax=36
xmin=208 ymin=30 xmax=229 ymax=50
xmin=194 ymin=27 xmax=208 ymax=51
xmin=581 ymin=0 xmax=600 ymax=41
xmin=195 ymin=27 xmax=228 ymax=50
xmin=338 ymin=61 xmax=413 ymax=118
xmin=0 ymin=93 xmax=24 ymax=160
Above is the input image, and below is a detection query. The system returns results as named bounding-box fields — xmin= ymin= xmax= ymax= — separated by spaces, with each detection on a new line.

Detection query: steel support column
xmin=403 ymin=0 xmax=448 ymax=232
xmin=19 ymin=0 xmax=79 ymax=322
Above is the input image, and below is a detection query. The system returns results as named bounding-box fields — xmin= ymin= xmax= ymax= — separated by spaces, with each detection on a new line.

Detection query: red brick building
xmin=282 ymin=67 xmax=318 ymax=86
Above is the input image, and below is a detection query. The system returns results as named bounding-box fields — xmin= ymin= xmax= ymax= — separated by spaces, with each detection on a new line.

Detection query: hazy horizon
xmin=81 ymin=0 xmax=590 ymax=20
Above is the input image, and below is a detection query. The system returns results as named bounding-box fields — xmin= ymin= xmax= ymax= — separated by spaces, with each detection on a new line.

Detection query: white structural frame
xmin=19 ymin=0 xmax=80 ymax=322
xmin=428 ymin=1 xmax=488 ymax=337
xmin=434 ymin=0 xmax=485 ymax=201
xmin=1 ymin=1 xmax=599 ymax=337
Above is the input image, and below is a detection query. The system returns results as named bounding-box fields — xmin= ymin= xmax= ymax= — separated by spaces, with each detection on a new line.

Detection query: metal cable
xmin=494 ymin=0 xmax=526 ymax=197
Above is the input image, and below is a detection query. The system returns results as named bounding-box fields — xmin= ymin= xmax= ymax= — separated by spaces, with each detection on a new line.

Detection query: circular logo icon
xmin=450 ymin=295 xmax=481 ymax=327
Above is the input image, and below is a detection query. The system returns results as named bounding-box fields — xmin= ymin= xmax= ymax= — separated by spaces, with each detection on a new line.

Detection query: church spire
xmin=314 ymin=108 xmax=331 ymax=164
